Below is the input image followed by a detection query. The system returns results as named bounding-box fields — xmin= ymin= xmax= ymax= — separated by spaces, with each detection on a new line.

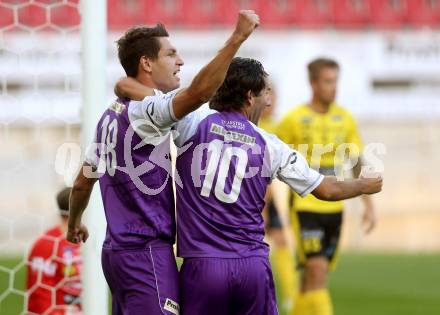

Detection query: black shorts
xmin=266 ymin=200 xmax=282 ymax=229
xmin=294 ymin=211 xmax=343 ymax=268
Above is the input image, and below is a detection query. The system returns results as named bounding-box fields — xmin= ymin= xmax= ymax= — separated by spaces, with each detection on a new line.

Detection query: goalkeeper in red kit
xmin=26 ymin=187 xmax=82 ymax=315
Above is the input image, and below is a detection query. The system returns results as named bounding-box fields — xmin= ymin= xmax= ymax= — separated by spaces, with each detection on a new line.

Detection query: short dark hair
xmin=56 ymin=187 xmax=71 ymax=216
xmin=209 ymin=57 xmax=268 ymax=112
xmin=307 ymin=57 xmax=339 ymax=82
xmin=117 ymin=24 xmax=169 ymax=77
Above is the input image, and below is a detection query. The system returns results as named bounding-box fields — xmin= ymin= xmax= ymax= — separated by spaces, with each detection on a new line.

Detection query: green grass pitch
xmin=328 ymin=253 xmax=440 ymax=315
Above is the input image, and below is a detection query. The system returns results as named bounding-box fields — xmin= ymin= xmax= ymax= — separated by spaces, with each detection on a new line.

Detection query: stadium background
xmin=0 ymin=0 xmax=439 ymax=314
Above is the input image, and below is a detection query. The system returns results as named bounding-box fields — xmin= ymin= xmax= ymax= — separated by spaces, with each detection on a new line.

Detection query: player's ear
xmin=246 ymin=90 xmax=253 ymax=107
xmin=139 ymin=56 xmax=153 ymax=73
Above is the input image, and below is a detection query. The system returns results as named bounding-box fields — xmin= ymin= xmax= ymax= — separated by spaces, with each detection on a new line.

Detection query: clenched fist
xmin=359 ymin=174 xmax=383 ymax=195
xmin=233 ymin=10 xmax=260 ymax=42
xmin=67 ymin=224 xmax=89 ymax=244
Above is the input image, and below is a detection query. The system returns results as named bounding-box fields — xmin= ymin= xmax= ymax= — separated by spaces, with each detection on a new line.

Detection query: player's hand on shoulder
xmin=67 ymin=224 xmax=89 ymax=244
xmin=233 ymin=10 xmax=260 ymax=42
xmin=359 ymin=172 xmax=383 ymax=195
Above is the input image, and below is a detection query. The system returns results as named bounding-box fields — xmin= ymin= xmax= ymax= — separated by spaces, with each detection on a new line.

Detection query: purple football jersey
xmin=85 ymin=90 xmax=178 ymax=250
xmin=173 ymin=108 xmax=323 ymax=258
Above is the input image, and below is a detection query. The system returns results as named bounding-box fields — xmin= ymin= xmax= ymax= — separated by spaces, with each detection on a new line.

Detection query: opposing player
xmin=67 ymin=11 xmax=259 ymax=315
xmin=117 ymin=57 xmax=382 ymax=315
xmin=276 ymin=58 xmax=376 ymax=315
xmin=27 ymin=188 xmax=82 ymax=315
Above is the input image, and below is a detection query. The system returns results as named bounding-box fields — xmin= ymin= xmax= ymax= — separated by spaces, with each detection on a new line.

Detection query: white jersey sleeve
xmin=172 ymin=105 xmax=215 ymax=147
xmin=128 ymin=89 xmax=178 ymax=145
xmin=84 ymin=130 xmax=99 ymax=168
xmin=262 ymin=129 xmax=324 ymax=197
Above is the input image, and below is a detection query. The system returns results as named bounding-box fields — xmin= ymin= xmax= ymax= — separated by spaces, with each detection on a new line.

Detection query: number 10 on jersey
xmin=200 ymin=139 xmax=248 ymax=204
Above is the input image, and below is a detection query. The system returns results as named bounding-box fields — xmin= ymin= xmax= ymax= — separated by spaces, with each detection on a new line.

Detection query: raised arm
xmin=172 ymin=10 xmax=259 ymax=118
xmin=67 ymin=162 xmax=97 ymax=244
xmin=114 ymin=77 xmax=151 ymax=101
xmin=115 ymin=10 xmax=259 ymax=118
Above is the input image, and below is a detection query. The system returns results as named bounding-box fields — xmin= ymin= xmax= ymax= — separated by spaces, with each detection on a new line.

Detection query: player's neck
xmin=309 ymin=98 xmax=330 ymax=114
xmin=237 ymin=107 xmax=259 ymax=125
xmin=136 ymin=75 xmax=158 ymax=91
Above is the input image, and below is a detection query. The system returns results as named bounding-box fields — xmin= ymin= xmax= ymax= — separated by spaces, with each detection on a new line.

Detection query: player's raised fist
xmin=360 ymin=174 xmax=383 ymax=195
xmin=233 ymin=10 xmax=260 ymax=42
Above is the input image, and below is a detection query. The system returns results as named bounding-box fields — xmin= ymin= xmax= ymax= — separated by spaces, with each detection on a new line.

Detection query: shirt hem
xmin=102 ymin=238 xmax=174 ymax=251
xmin=177 ymin=251 xmax=269 ymax=259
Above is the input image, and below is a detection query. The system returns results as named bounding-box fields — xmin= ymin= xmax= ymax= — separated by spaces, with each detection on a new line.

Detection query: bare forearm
xmin=115 ymin=35 xmax=244 ymax=106
xmin=68 ymin=186 xmax=93 ymax=229
xmin=312 ymin=176 xmax=380 ymax=201
xmin=172 ymin=34 xmax=245 ymax=119
xmin=325 ymin=178 xmax=365 ymax=201
xmin=66 ymin=165 xmax=96 ymax=243
xmin=115 ymin=77 xmax=153 ymax=101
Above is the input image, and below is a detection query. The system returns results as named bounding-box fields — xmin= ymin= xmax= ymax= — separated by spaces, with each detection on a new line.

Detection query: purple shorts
xmin=179 ymin=256 xmax=278 ymax=315
xmin=102 ymin=245 xmax=180 ymax=315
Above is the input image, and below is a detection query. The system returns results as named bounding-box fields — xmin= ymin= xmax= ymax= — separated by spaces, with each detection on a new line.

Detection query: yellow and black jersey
xmin=276 ymin=103 xmax=363 ymax=213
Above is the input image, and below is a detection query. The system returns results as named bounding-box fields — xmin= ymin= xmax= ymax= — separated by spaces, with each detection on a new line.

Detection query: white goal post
xmin=80 ymin=0 xmax=109 ymax=314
